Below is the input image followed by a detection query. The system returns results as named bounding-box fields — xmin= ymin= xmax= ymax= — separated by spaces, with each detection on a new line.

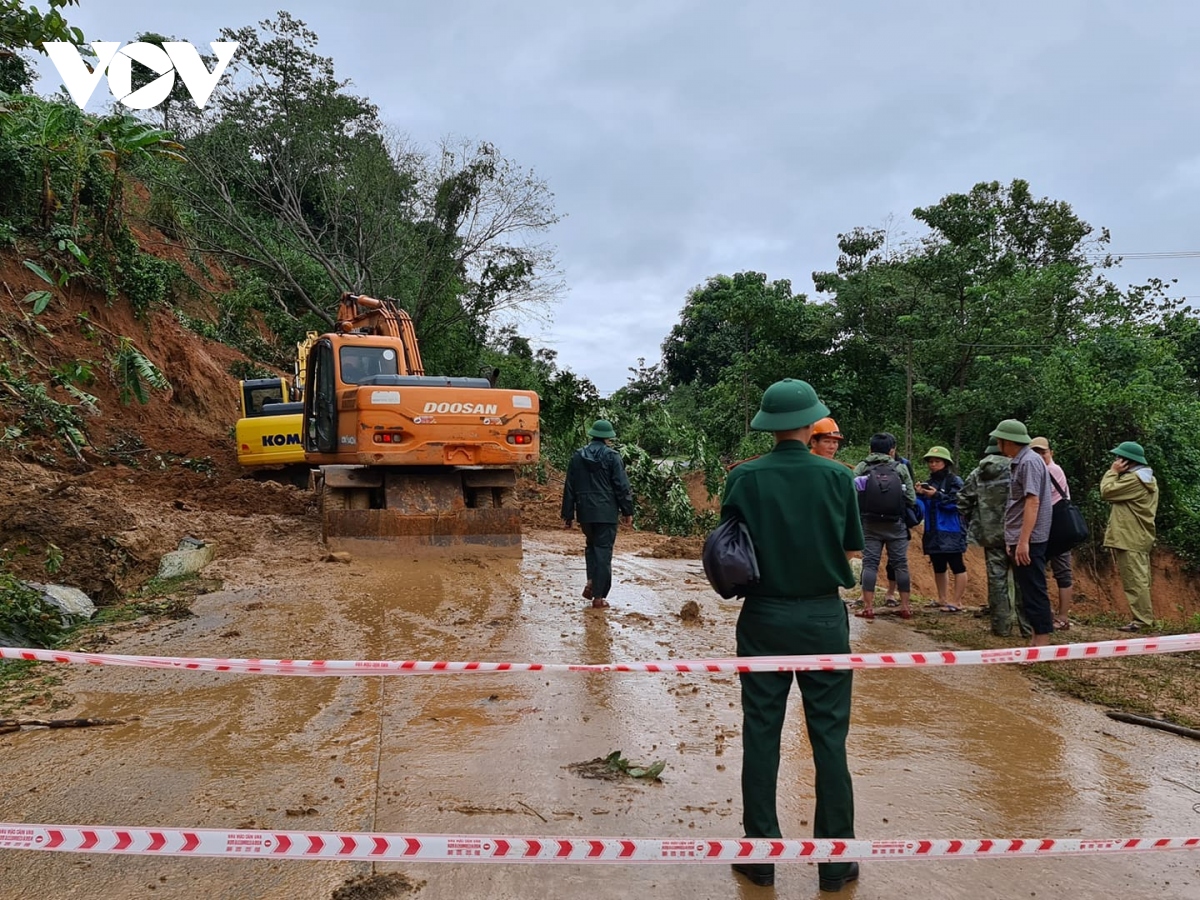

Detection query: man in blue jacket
xmin=561 ymin=420 xmax=634 ymax=608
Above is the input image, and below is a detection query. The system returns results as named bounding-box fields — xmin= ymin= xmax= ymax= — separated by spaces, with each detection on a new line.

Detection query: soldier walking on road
xmin=1101 ymin=441 xmax=1159 ymax=633
xmin=720 ymin=379 xmax=864 ymax=893
xmin=561 ymin=420 xmax=634 ymax=609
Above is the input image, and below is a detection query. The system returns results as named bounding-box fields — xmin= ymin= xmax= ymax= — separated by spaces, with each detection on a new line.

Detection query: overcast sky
xmin=32 ymin=1 xmax=1200 ymax=394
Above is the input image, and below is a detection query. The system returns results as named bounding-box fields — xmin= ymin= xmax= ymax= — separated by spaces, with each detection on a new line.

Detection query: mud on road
xmin=1 ymin=517 xmax=1199 ymax=899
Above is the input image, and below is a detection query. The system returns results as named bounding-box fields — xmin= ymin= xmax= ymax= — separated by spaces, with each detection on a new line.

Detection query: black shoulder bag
xmin=1045 ymin=471 xmax=1089 ymax=556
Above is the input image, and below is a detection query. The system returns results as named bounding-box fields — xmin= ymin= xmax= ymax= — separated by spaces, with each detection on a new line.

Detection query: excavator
xmin=233 ymin=335 xmax=317 ymax=485
xmin=299 ymin=292 xmax=539 ymax=555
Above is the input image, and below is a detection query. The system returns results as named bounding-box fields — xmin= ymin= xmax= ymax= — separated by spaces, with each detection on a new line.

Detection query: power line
xmin=1086 ymin=250 xmax=1200 ymax=259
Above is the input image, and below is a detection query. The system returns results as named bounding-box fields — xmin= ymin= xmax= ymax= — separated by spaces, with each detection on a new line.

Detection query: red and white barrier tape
xmin=1 ymin=825 xmax=1196 ymax=863
xmin=1 ymin=634 xmax=1198 ymax=676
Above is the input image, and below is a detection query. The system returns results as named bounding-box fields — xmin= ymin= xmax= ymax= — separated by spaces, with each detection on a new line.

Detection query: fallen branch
xmin=0 ymin=716 xmax=138 ymax=734
xmin=1105 ymin=711 xmax=1200 ymax=741
xmin=516 ymin=800 xmax=548 ymax=824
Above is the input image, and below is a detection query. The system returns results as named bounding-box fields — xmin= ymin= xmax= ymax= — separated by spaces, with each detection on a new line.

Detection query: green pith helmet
xmin=989 ymin=418 xmax=1031 ymax=445
xmin=588 ymin=419 xmax=617 ymax=440
xmin=1111 ymin=440 xmax=1148 ymax=465
xmin=750 ymin=378 xmax=830 ymax=432
xmin=923 ymin=445 xmax=953 ymax=463
xmin=985 ymin=441 xmax=1000 ymax=455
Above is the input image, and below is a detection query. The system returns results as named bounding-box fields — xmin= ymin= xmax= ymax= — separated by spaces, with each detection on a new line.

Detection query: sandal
xmin=582 ymin=581 xmax=593 ymax=600
xmin=1054 ymin=617 xmax=1071 ymax=631
xmin=941 ymin=605 xmax=963 ymax=613
xmin=590 ymin=598 xmax=610 ymax=609
xmin=884 ymin=598 xmax=900 ymax=607
xmin=898 ymin=609 xmax=912 ymax=620
xmin=854 ymin=609 xmax=875 ymax=620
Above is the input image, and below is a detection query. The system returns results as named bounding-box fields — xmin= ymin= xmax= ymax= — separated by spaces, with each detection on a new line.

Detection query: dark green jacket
xmin=561 ymin=440 xmax=634 ymax=524
xmin=720 ymin=440 xmax=864 ymax=598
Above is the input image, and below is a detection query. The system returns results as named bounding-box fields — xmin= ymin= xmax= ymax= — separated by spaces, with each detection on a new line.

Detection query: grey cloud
xmin=32 ymin=0 xmax=1200 ymax=392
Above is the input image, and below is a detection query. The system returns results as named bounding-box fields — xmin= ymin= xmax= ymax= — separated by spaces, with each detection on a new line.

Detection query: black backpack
xmin=859 ymin=462 xmax=906 ymax=520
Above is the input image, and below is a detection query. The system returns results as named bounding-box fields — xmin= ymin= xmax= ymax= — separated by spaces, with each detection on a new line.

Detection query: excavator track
xmin=315 ymin=466 xmax=522 ymax=557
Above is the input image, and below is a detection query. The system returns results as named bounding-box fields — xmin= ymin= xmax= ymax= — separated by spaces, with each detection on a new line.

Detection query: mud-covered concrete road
xmin=1 ymin=527 xmax=1197 ymax=899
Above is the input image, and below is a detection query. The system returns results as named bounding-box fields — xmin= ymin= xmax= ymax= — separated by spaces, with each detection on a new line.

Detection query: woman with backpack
xmin=915 ymin=446 xmax=968 ymax=612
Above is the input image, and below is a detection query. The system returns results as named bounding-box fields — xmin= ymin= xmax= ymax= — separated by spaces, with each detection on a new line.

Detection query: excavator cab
xmin=240 ymin=378 xmax=288 ymax=417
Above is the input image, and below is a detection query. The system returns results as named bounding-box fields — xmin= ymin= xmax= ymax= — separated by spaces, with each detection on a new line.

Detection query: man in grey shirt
xmin=991 ymin=418 xmax=1055 ymax=645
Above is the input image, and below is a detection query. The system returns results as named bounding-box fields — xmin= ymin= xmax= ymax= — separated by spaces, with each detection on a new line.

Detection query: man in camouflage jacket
xmin=959 ymin=441 xmax=1027 ymax=637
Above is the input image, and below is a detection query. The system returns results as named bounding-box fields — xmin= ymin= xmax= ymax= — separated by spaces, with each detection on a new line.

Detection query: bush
xmin=124 ymin=251 xmax=181 ymax=315
xmin=0 ymin=573 xmax=67 ymax=648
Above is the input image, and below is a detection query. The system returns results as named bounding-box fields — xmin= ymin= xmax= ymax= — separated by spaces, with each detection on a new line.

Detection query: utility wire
xmin=1086 ymin=250 xmax=1200 ymax=259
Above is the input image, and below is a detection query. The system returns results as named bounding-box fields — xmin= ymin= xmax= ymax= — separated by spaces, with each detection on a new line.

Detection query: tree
xmin=161 ymin=12 xmax=562 ymax=369
xmin=127 ymin=32 xmax=216 ymax=133
xmin=813 ymin=227 xmax=922 ymax=455
xmin=815 ymin=180 xmax=1129 ymax=459
xmin=663 ymin=271 xmax=835 ymax=453
xmin=0 ymin=0 xmax=84 ymax=57
xmin=0 ymin=51 xmax=34 ymax=93
xmin=94 ymin=113 xmax=185 ymax=238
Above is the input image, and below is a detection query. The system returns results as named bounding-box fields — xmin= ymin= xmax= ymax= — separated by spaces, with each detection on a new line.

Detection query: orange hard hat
xmin=811 ymin=417 xmax=844 ymax=440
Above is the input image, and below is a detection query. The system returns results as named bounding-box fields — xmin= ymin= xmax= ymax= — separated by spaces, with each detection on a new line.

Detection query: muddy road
xmin=1 ymin=527 xmax=1198 ymax=899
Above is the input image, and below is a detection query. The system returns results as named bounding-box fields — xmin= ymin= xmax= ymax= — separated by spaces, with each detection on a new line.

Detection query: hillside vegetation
xmin=1 ymin=2 xmax=1199 ymax=599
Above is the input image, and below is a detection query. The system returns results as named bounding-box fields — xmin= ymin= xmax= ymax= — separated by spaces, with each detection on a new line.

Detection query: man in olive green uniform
xmin=959 ymin=441 xmax=1025 ymax=637
xmin=720 ymin=379 xmax=863 ymax=893
xmin=562 ymin=420 xmax=634 ymax=609
xmin=1100 ymin=441 xmax=1159 ymax=632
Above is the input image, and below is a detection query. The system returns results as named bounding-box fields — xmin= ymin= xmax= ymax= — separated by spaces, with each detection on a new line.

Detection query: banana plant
xmin=95 ymin=113 xmax=187 ymax=237
xmin=0 ymin=91 xmax=91 ymax=230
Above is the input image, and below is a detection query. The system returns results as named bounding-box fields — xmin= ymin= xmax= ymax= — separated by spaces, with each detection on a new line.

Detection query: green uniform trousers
xmin=737 ymin=595 xmax=854 ymax=882
xmin=1115 ymin=549 xmax=1153 ymax=626
xmin=579 ymin=522 xmax=618 ymax=600
xmin=984 ymin=547 xmax=1027 ymax=637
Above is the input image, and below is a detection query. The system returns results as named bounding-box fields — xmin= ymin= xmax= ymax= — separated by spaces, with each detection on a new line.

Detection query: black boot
xmin=819 ymin=861 xmax=860 ymax=892
xmin=731 ymin=862 xmax=775 ymax=886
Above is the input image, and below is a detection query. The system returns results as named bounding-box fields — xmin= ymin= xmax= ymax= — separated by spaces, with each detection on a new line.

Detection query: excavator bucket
xmin=317 ymin=466 xmax=522 ymax=557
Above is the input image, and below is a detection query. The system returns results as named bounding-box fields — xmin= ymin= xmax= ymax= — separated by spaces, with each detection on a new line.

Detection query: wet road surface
xmin=1 ymin=530 xmax=1197 ymax=899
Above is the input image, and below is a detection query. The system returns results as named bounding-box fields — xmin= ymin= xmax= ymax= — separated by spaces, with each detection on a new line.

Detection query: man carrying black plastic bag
xmin=718 ymin=378 xmax=864 ymax=893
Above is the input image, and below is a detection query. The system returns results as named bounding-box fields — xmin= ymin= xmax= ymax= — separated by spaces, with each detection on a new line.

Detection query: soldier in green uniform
xmin=1100 ymin=441 xmax=1159 ymax=632
xmin=719 ymin=379 xmax=864 ymax=893
xmin=561 ymin=420 xmax=634 ymax=609
xmin=958 ymin=441 xmax=1025 ymax=637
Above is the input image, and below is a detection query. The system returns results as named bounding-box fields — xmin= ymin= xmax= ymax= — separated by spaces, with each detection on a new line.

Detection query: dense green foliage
xmin=615 ymin=180 xmax=1200 ymax=561
xmin=0 ymin=3 xmax=1196 ymax=570
xmin=0 ymin=0 xmax=83 ymax=54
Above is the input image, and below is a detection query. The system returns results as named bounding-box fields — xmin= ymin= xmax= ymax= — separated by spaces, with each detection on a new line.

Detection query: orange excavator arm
xmin=335 ymin=293 xmax=424 ymax=376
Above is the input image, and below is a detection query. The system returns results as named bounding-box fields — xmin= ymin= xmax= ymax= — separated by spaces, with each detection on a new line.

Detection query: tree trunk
xmin=103 ymin=164 xmax=122 ymax=239
xmin=742 ymin=369 xmax=750 ymax=436
xmin=41 ymin=161 xmax=53 ymax=230
xmin=905 ymin=341 xmax=914 ymax=461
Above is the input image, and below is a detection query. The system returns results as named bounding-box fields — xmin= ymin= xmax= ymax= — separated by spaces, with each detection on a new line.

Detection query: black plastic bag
xmin=702 ymin=515 xmax=760 ymax=599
